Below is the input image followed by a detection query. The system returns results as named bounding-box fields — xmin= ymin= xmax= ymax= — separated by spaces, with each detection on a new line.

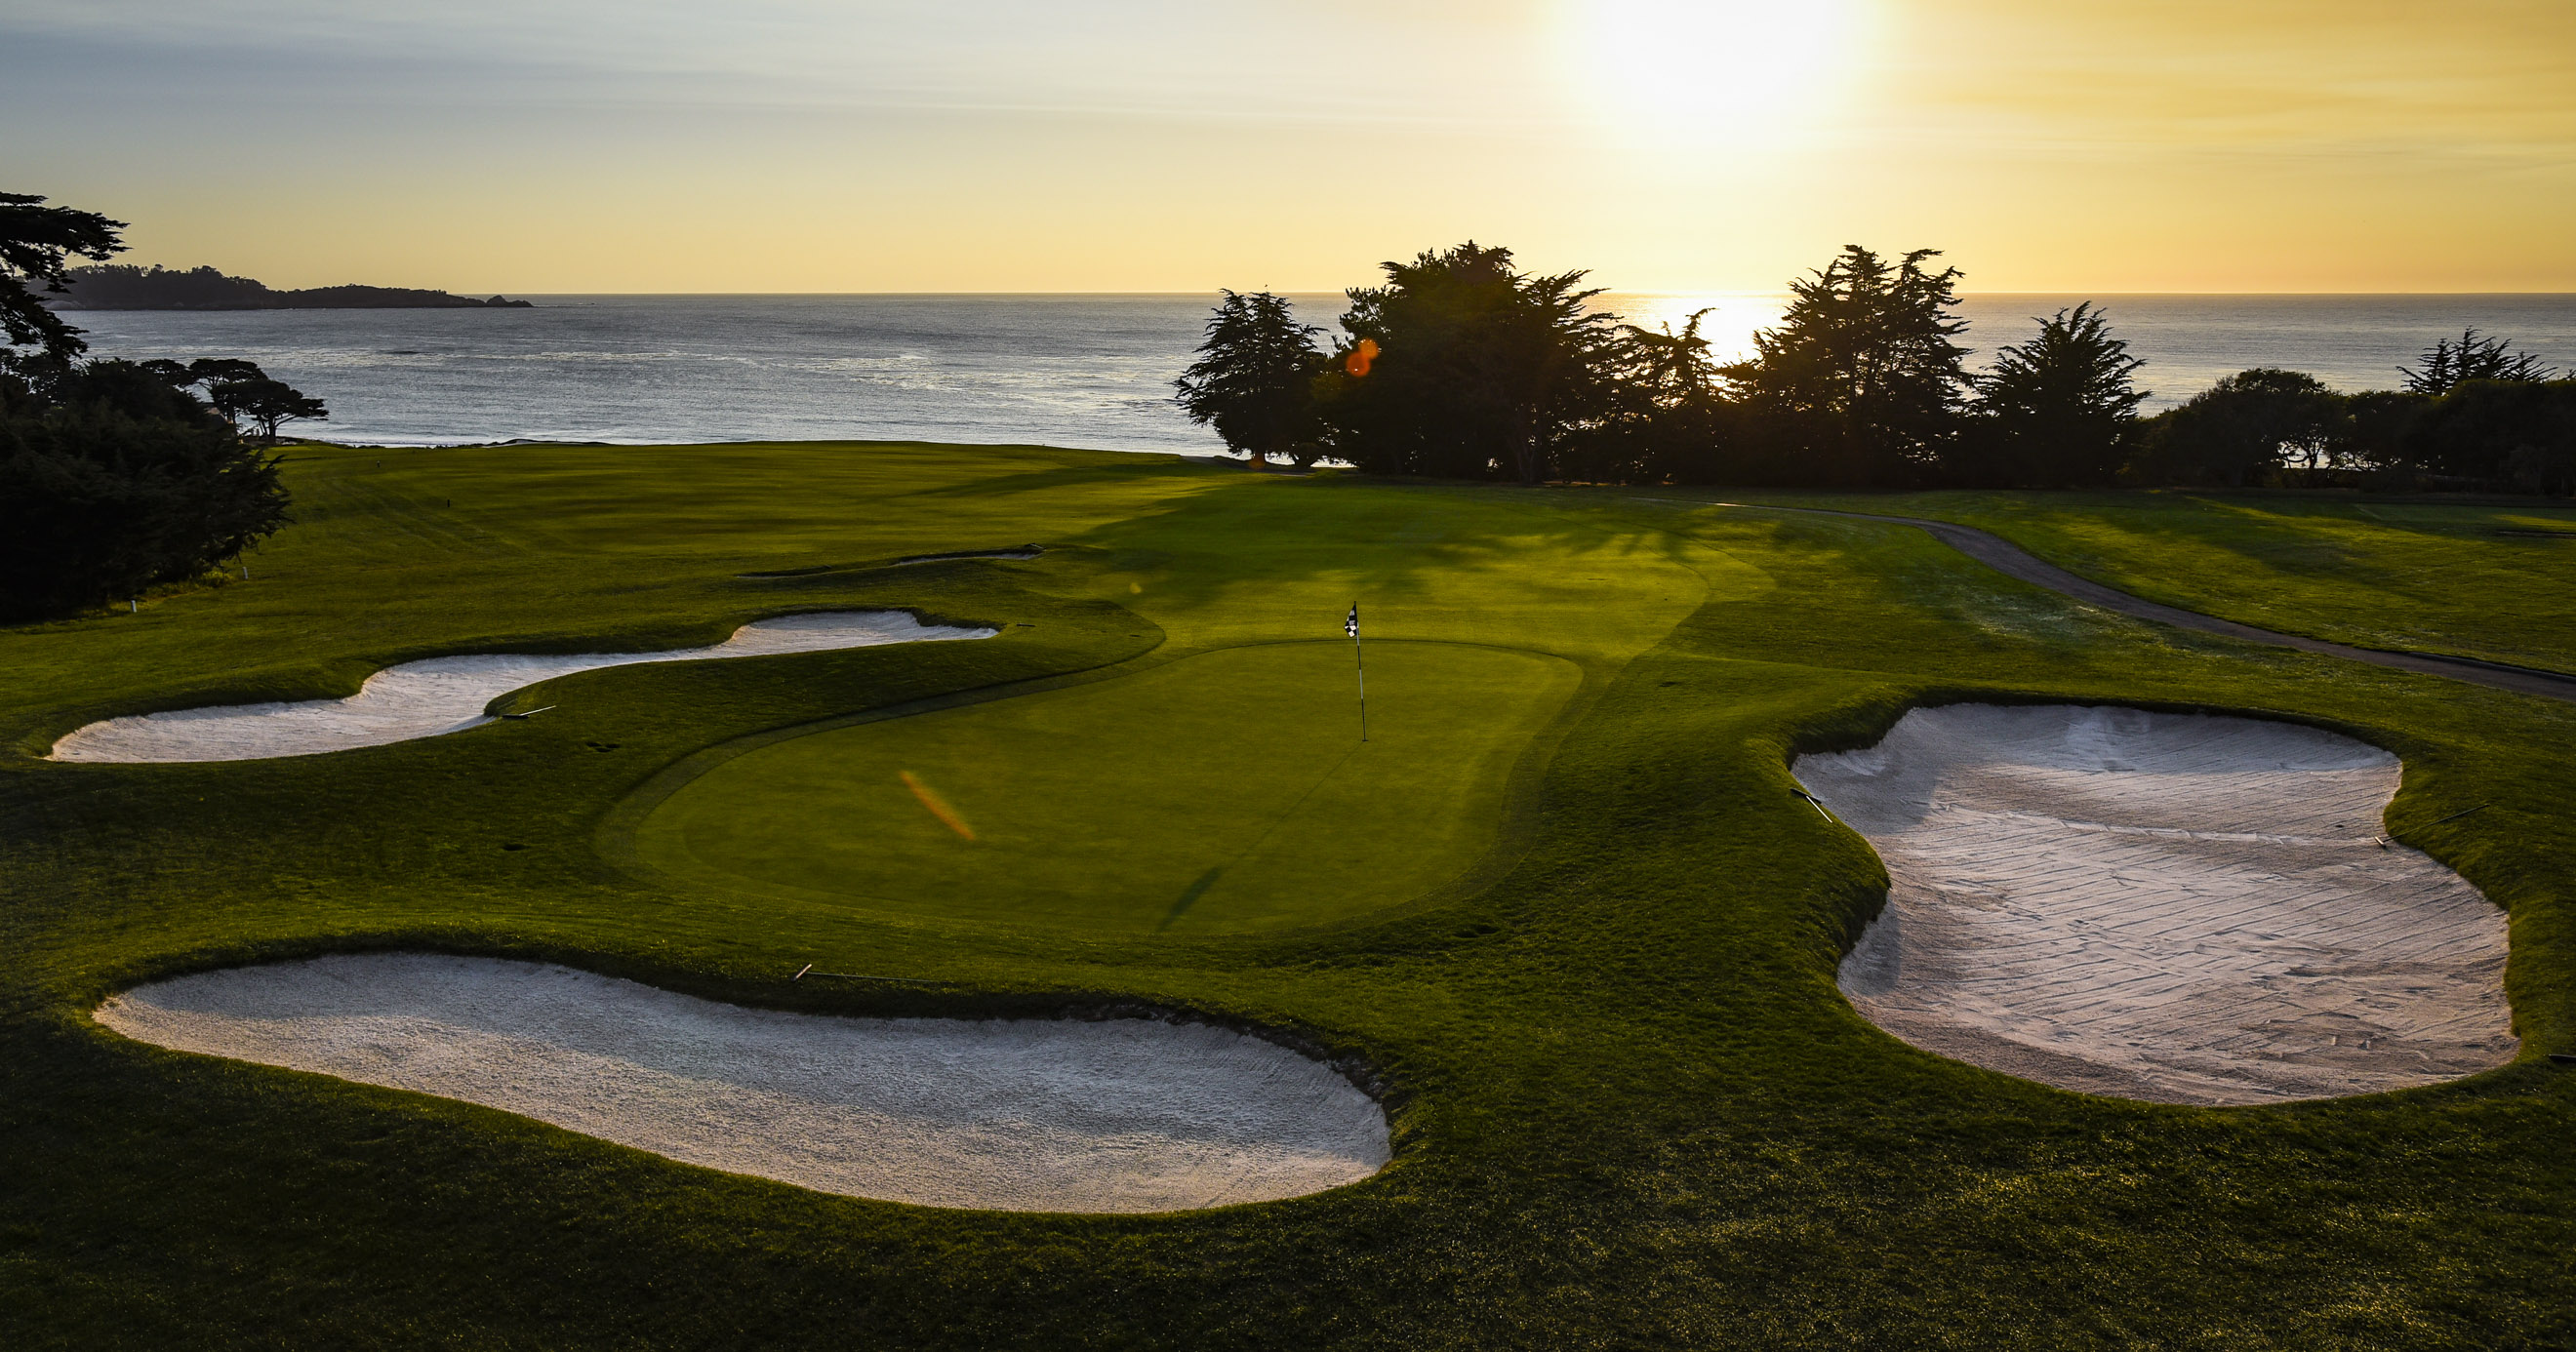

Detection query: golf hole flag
xmin=1347 ymin=603 xmax=1366 ymax=741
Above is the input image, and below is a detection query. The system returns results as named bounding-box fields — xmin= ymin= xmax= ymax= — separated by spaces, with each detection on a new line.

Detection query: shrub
xmin=0 ymin=378 xmax=291 ymax=621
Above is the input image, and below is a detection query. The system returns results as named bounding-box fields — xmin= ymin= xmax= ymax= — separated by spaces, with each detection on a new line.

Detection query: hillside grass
xmin=3 ymin=444 xmax=2572 ymax=1349
xmin=1721 ymin=488 xmax=2576 ymax=675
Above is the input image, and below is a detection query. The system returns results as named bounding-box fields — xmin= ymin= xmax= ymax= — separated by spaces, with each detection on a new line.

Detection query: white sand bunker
xmin=51 ymin=611 xmax=992 ymax=764
xmin=1797 ymin=704 xmax=2516 ymax=1105
xmin=98 ymin=954 xmax=1389 ymax=1212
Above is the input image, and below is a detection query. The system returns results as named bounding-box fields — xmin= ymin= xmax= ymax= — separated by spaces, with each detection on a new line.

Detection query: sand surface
xmin=1797 ymin=703 xmax=2516 ymax=1104
xmin=97 ymin=954 xmax=1389 ymax=1213
xmin=51 ymin=611 xmax=993 ymax=763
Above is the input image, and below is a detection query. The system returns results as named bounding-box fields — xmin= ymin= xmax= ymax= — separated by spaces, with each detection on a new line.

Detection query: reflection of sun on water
xmin=1596 ymin=294 xmax=1788 ymax=366
xmin=1564 ymin=0 xmax=1866 ymax=150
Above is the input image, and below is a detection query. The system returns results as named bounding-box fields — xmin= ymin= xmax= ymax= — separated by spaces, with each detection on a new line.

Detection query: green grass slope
xmin=3 ymin=444 xmax=2571 ymax=1349
xmin=1722 ymin=489 xmax=2576 ymax=675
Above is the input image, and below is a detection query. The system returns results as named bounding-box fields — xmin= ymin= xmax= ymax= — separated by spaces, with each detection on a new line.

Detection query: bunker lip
xmin=94 ymin=953 xmax=1392 ymax=1213
xmin=737 ymin=545 xmax=1043 ymax=578
xmin=891 ymin=545 xmax=1044 ymax=566
xmin=1797 ymin=702 xmax=2516 ymax=1106
xmin=48 ymin=610 xmax=995 ymax=764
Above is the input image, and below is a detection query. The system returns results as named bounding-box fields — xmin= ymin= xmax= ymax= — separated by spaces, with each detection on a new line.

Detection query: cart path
xmin=1718 ymin=503 xmax=2576 ymax=703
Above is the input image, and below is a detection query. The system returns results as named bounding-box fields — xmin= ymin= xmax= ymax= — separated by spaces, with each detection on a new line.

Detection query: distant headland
xmin=48 ymin=264 xmax=532 ymax=310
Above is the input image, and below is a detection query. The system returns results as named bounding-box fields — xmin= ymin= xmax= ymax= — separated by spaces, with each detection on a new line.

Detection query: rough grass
xmin=1719 ymin=488 xmax=2576 ymax=675
xmin=3 ymin=444 xmax=2572 ymax=1349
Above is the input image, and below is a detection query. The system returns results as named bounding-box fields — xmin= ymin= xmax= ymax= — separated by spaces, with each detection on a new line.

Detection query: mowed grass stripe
xmin=634 ymin=640 xmax=1582 ymax=934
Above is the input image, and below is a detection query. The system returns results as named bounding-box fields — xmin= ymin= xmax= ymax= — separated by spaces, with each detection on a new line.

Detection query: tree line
xmin=3 ymin=192 xmax=322 ymax=622
xmin=53 ymin=262 xmax=532 ymax=310
xmin=1177 ymin=242 xmax=2572 ymax=494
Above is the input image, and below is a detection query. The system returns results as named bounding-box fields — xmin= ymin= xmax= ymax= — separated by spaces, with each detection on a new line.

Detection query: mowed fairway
xmin=636 ymin=641 xmax=1579 ymax=934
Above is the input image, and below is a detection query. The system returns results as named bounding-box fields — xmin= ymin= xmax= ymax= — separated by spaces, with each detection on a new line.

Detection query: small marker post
xmin=1346 ymin=603 xmax=1366 ymax=742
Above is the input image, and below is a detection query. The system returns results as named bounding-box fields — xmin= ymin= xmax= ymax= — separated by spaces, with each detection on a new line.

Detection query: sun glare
xmin=1565 ymin=0 xmax=1866 ymax=151
xmin=1605 ymin=293 xmax=1783 ymax=364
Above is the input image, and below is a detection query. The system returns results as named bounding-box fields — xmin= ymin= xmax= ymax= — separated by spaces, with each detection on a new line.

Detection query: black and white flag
xmin=1346 ymin=604 xmax=1360 ymax=638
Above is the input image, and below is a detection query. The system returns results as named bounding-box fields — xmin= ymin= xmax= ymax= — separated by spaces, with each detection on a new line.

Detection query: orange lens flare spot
xmin=1345 ymin=338 xmax=1379 ymax=378
xmin=899 ymin=771 xmax=977 ymax=841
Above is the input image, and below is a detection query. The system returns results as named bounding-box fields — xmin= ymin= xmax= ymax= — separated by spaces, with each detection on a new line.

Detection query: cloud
xmin=6 ymin=1 xmax=1559 ymax=125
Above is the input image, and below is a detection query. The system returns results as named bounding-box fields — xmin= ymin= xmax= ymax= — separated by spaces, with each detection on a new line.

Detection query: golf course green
xmin=632 ymin=640 xmax=1581 ymax=934
xmin=6 ymin=440 xmax=2573 ymax=1348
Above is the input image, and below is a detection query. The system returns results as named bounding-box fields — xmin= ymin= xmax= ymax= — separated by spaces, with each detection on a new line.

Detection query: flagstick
xmin=1351 ymin=602 xmax=1368 ymax=743
xmin=1355 ymin=644 xmax=1367 ymax=743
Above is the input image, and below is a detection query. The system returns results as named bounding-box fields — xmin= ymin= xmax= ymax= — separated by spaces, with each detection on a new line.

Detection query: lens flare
xmin=900 ymin=771 xmax=976 ymax=841
xmin=1345 ymin=338 xmax=1379 ymax=378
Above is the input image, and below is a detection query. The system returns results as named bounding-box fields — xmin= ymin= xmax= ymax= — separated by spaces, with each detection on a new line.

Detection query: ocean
xmin=60 ymin=293 xmax=2576 ymax=452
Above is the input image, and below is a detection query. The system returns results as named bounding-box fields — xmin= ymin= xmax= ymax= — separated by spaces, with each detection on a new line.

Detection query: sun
xmin=1562 ymin=0 xmax=1868 ymax=150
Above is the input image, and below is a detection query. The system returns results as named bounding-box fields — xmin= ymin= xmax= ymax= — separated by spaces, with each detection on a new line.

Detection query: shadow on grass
xmin=1157 ymin=865 xmax=1228 ymax=932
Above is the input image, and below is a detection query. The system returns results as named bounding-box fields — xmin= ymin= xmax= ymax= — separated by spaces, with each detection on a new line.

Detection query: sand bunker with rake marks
xmin=1797 ymin=704 xmax=2516 ymax=1104
xmin=97 ymin=954 xmax=1389 ymax=1213
xmin=51 ymin=611 xmax=992 ymax=764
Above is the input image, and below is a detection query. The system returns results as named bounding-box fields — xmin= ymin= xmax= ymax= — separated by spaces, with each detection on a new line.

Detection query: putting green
xmin=631 ymin=640 xmax=1580 ymax=934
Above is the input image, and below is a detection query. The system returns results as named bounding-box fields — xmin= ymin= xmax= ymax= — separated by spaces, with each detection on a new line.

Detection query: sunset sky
xmin=7 ymin=0 xmax=2571 ymax=294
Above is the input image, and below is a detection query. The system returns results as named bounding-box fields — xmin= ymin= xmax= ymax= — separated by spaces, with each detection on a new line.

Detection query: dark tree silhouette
xmin=208 ymin=376 xmax=328 ymax=442
xmin=55 ymin=262 xmax=532 ymax=310
xmin=1322 ymin=243 xmax=1621 ymax=484
xmin=1580 ymin=309 xmax=1740 ymax=483
xmin=1173 ymin=291 xmax=1325 ymax=467
xmin=2398 ymin=379 xmax=2576 ymax=491
xmin=2333 ymin=389 xmax=2432 ymax=476
xmin=136 ymin=357 xmax=268 ymax=426
xmin=2 ymin=360 xmax=292 ymax=620
xmin=1618 ymin=309 xmax=1726 ymax=411
xmin=0 ymin=191 xmax=128 ymax=381
xmin=2399 ymin=329 xmax=2558 ymax=395
xmin=186 ymin=357 xmax=265 ymax=389
xmin=0 ymin=194 xmax=332 ymax=618
xmin=1730 ymin=246 xmax=1971 ymax=486
xmin=1185 ymin=244 xmax=2573 ymax=496
xmin=2138 ymin=369 xmax=2344 ymax=486
xmin=1968 ymin=302 xmax=2148 ymax=486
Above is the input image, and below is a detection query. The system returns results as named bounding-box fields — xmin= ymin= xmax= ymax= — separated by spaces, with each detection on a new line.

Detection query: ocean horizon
xmin=61 ymin=292 xmax=2576 ymax=452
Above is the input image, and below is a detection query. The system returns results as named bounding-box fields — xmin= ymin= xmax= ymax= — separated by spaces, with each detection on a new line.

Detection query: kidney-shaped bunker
xmin=97 ymin=954 xmax=1389 ymax=1212
xmin=51 ymin=611 xmax=993 ymax=764
xmin=1795 ymin=703 xmax=2516 ymax=1105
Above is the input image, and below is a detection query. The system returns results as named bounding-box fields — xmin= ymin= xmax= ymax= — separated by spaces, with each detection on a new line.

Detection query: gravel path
xmin=97 ymin=954 xmax=1389 ymax=1213
xmin=1798 ymin=703 xmax=2516 ymax=1104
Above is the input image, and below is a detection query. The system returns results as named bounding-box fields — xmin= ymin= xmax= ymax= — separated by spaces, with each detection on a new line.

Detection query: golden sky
xmin=8 ymin=1 xmax=2571 ymax=293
